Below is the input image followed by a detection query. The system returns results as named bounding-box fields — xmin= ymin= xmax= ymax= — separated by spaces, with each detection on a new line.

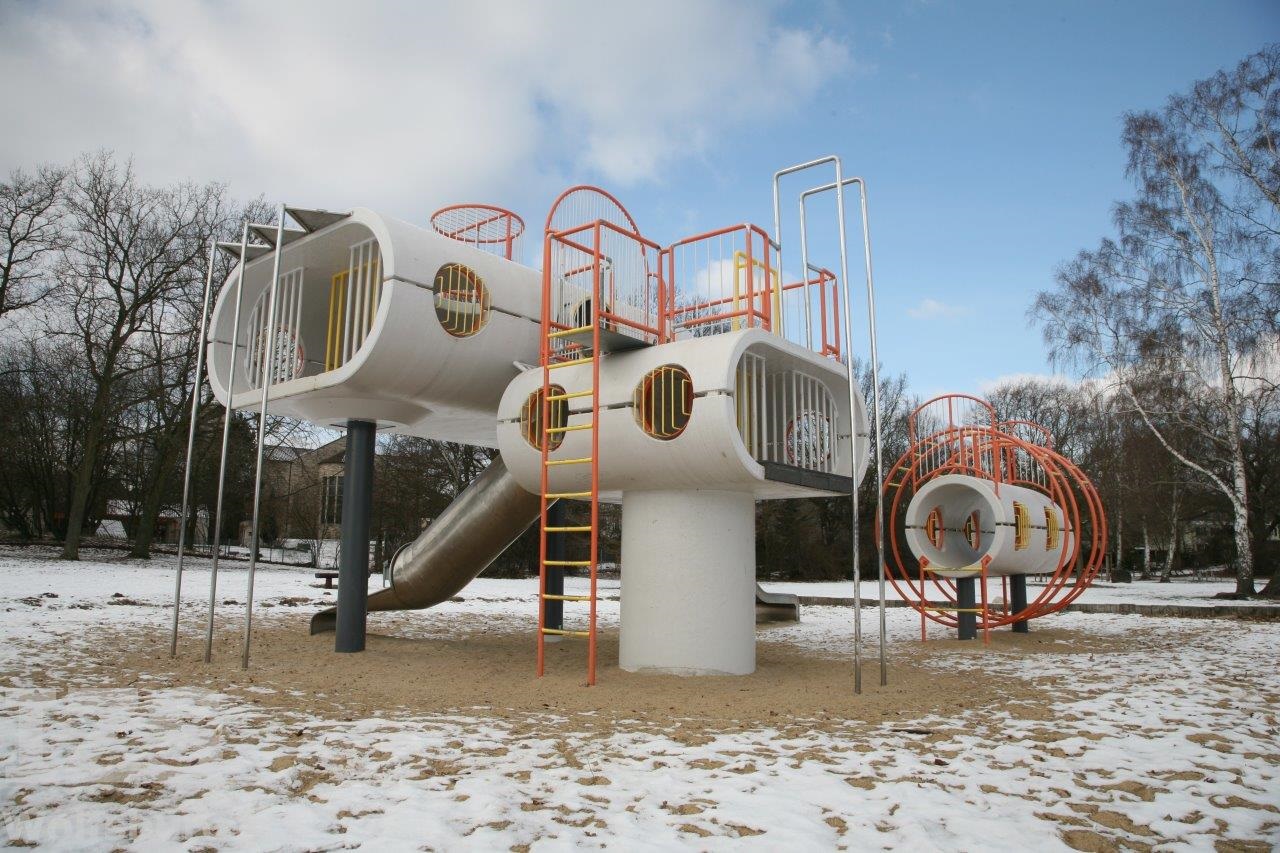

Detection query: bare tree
xmin=1037 ymin=46 xmax=1280 ymax=595
xmin=0 ymin=165 xmax=66 ymax=321
xmin=53 ymin=153 xmax=229 ymax=560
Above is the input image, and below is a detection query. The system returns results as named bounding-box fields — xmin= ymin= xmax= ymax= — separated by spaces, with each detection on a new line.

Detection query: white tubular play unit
xmin=905 ymin=474 xmax=1077 ymax=578
xmin=496 ymin=328 xmax=867 ymax=675
xmin=173 ymin=161 xmax=894 ymax=688
xmin=205 ymin=207 xmax=540 ymax=446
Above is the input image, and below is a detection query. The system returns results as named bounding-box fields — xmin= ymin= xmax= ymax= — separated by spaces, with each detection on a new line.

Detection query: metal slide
xmin=755 ymin=584 xmax=801 ymax=622
xmin=310 ymin=456 xmax=540 ymax=634
xmin=310 ymin=456 xmax=799 ymax=633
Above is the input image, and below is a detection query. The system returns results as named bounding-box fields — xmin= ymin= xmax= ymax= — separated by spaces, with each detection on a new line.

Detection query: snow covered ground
xmin=2 ymin=545 xmax=1278 ymax=850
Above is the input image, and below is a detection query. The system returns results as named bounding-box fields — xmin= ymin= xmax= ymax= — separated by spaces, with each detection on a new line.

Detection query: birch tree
xmin=1036 ymin=46 xmax=1279 ymax=595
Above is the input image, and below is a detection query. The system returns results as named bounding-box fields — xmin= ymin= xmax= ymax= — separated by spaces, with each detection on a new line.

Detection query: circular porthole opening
xmin=785 ymin=411 xmax=833 ymax=468
xmin=434 ymin=263 xmax=490 ymax=338
xmin=634 ymin=364 xmax=693 ymax=440
xmin=520 ymin=386 xmax=569 ymax=451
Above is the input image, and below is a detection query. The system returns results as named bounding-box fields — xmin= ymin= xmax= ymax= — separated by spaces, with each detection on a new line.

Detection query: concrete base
xmin=620 ymin=489 xmax=756 ymax=675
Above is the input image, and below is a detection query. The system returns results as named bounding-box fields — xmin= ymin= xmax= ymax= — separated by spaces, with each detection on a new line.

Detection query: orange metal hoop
xmin=431 ymin=204 xmax=525 ymax=261
xmin=881 ymin=394 xmax=1107 ymax=637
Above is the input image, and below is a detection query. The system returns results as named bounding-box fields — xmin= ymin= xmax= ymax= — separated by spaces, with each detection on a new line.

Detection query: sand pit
xmin=39 ymin=606 xmax=1122 ymax=731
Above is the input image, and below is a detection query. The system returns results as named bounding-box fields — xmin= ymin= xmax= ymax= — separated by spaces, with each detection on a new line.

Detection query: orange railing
xmin=659 ymin=223 xmax=842 ymax=359
xmin=546 ymin=218 xmax=665 ymax=354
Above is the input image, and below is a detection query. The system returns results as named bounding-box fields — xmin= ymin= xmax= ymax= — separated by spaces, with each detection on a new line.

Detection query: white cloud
xmin=976 ymin=372 xmax=1078 ymax=395
xmin=0 ymin=1 xmax=851 ymax=220
xmin=906 ymin=297 xmax=971 ymax=319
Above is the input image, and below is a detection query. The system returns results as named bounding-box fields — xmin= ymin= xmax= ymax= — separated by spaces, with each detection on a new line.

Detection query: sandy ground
xmin=38 ymin=611 xmax=1117 ymax=729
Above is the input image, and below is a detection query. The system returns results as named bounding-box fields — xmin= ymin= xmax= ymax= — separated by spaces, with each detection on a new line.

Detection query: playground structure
xmin=883 ymin=394 xmax=1106 ymax=642
xmin=165 ymin=154 xmax=1105 ymax=689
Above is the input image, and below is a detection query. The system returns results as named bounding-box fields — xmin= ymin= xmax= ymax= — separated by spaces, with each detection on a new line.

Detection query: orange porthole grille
xmin=925 ymin=507 xmax=944 ymax=549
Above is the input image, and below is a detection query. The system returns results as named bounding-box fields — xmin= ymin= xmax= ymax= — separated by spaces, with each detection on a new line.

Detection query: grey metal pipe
xmin=335 ymin=419 xmax=375 ymax=653
xmin=204 ymin=222 xmax=250 ymax=663
xmin=801 ymin=176 xmax=888 ymax=687
xmin=169 ymin=238 xmax=218 ymax=658
xmin=772 ymin=156 xmax=861 ymax=693
xmin=774 ymin=159 xmax=833 ymax=355
xmin=241 ymin=204 xmax=287 ymax=669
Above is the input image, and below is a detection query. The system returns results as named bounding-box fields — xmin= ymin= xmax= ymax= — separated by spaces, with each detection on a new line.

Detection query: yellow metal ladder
xmin=536 ymin=280 xmax=603 ymax=685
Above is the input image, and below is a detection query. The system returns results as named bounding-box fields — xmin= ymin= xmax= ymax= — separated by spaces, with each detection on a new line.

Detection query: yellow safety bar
xmin=732 ymin=250 xmax=782 ymax=334
xmin=324 ymin=255 xmax=382 ymax=371
xmin=325 ymin=271 xmax=347 ymax=371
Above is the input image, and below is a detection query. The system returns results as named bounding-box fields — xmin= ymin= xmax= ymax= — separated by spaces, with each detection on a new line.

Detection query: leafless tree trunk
xmin=54 ymin=153 xmax=228 ymax=560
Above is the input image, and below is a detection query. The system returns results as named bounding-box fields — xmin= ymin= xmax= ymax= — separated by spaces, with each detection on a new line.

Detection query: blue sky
xmin=618 ymin=1 xmax=1280 ymax=396
xmin=1 ymin=0 xmax=1275 ymax=397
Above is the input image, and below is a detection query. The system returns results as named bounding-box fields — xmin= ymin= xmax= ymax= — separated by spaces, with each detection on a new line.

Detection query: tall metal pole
xmin=797 ymin=199 xmax=815 ymax=352
xmin=772 ymin=168 xmax=813 ymax=351
xmin=204 ymin=222 xmax=250 ymax=663
xmin=773 ymin=156 xmax=860 ymax=693
xmin=169 ymin=239 xmax=218 ymax=658
xmin=801 ymin=177 xmax=889 ymax=687
xmin=852 ymin=180 xmax=889 ymax=687
xmin=242 ymin=204 xmax=287 ymax=669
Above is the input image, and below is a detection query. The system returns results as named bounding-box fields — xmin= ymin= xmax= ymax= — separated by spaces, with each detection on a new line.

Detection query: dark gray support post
xmin=336 ymin=420 xmax=375 ymax=653
xmin=543 ymin=500 xmax=564 ymax=632
xmin=956 ymin=577 xmax=977 ymax=641
xmin=1009 ymin=574 xmax=1029 ymax=634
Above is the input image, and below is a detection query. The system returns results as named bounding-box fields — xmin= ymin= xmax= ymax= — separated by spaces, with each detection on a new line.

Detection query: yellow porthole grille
xmin=634 ymin=364 xmax=693 ymax=440
xmin=1013 ymin=502 xmax=1030 ymax=550
xmin=434 ymin=263 xmax=490 ymax=338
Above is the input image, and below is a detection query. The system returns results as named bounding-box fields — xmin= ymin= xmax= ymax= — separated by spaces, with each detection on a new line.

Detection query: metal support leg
xmin=543 ymin=500 xmax=565 ymax=633
xmin=205 ymin=222 xmax=250 ymax=663
xmin=336 ymin=419 xmax=375 ymax=653
xmin=1010 ymin=574 xmax=1029 ymax=634
xmin=169 ymin=238 xmax=217 ymax=657
xmin=241 ymin=205 xmax=287 ymax=670
xmin=956 ymin=578 xmax=977 ymax=640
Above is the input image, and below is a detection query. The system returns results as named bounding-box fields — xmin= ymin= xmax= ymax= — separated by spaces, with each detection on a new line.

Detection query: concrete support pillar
xmin=336 ymin=420 xmax=375 ymax=653
xmin=956 ymin=576 xmax=977 ymax=641
xmin=620 ymin=489 xmax=755 ymax=675
xmin=1009 ymin=574 xmax=1029 ymax=634
xmin=543 ymin=500 xmax=565 ymax=632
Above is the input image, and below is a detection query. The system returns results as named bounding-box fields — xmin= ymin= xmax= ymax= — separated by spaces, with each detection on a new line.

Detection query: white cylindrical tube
xmin=620 ymin=489 xmax=756 ymax=675
xmin=904 ymin=474 xmax=1073 ymax=577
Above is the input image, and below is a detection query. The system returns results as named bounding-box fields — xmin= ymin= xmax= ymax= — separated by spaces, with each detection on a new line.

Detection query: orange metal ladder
xmin=536 ymin=240 xmax=604 ymax=685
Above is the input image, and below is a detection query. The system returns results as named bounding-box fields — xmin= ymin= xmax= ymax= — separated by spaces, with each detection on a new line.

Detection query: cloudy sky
xmin=1 ymin=0 xmax=1275 ymax=395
